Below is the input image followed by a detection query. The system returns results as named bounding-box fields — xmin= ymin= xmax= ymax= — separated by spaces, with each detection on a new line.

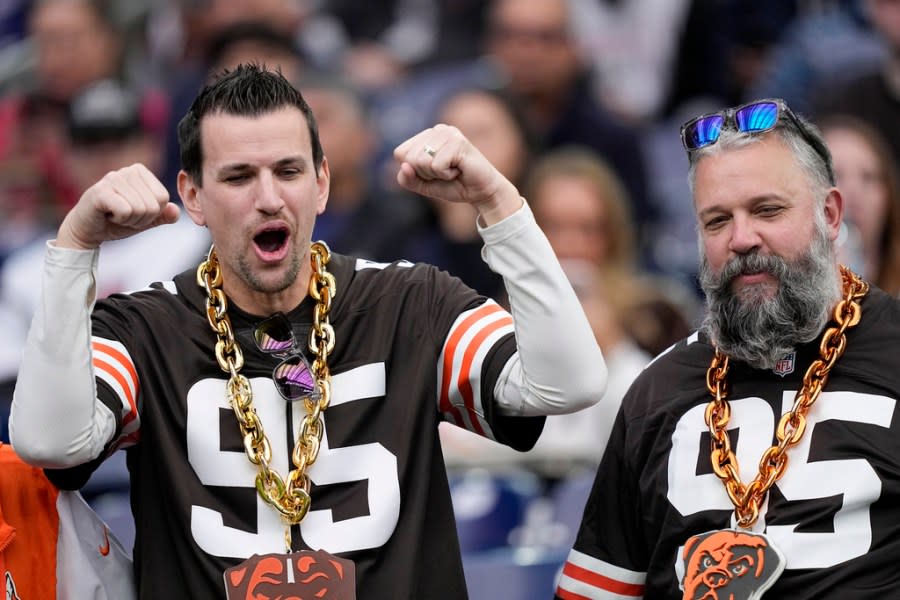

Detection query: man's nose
xmin=255 ymin=172 xmax=284 ymax=214
xmin=728 ymin=214 xmax=762 ymax=255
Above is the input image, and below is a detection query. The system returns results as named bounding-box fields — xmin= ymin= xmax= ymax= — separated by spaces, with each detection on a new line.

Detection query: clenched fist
xmin=57 ymin=163 xmax=181 ymax=250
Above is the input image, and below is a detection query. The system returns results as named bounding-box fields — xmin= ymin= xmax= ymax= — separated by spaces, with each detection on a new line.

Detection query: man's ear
xmin=823 ymin=187 xmax=843 ymax=242
xmin=316 ymin=157 xmax=330 ymax=216
xmin=178 ymin=170 xmax=206 ymax=226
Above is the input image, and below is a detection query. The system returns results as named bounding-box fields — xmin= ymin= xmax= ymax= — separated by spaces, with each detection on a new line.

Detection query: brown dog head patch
xmin=224 ymin=550 xmax=356 ymax=599
xmin=680 ymin=530 xmax=785 ymax=600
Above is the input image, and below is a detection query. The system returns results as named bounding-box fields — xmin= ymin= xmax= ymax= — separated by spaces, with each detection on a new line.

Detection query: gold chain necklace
xmin=705 ymin=265 xmax=868 ymax=528
xmin=196 ymin=242 xmax=337 ymax=548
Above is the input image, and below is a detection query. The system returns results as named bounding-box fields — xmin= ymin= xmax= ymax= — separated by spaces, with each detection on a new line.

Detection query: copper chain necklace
xmin=704 ymin=265 xmax=868 ymax=528
xmin=196 ymin=242 xmax=337 ymax=549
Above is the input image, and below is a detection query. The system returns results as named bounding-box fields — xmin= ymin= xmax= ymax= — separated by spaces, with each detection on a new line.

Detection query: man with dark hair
xmin=555 ymin=98 xmax=900 ymax=599
xmin=10 ymin=64 xmax=605 ymax=598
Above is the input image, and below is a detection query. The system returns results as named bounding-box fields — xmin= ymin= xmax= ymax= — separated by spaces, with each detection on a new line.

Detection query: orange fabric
xmin=0 ymin=443 xmax=59 ymax=599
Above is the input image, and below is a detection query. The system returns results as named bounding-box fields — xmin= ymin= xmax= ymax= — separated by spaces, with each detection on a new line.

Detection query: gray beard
xmin=699 ymin=229 xmax=841 ymax=370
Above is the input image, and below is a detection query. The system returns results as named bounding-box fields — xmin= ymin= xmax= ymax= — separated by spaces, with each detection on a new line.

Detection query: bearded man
xmin=554 ymin=98 xmax=900 ymax=599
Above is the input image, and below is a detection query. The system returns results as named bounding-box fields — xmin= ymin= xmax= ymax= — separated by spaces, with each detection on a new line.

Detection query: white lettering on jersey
xmin=667 ymin=391 xmax=894 ymax=569
xmin=354 ymin=258 xmax=413 ymax=271
xmin=186 ymin=363 xmax=399 ymax=558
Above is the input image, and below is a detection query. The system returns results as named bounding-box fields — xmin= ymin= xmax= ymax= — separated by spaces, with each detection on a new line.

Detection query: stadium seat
xmin=463 ymin=546 xmax=567 ymax=600
xmin=450 ymin=468 xmax=542 ymax=553
xmin=549 ymin=469 xmax=596 ymax=549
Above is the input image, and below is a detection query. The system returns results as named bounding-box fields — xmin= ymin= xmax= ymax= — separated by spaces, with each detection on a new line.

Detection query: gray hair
xmin=686 ymin=118 xmax=834 ymax=204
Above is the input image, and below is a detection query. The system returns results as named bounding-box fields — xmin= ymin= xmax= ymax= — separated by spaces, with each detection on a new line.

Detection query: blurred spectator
xmin=482 ymin=0 xmax=654 ymax=250
xmin=0 ymin=78 xmax=208 ymax=407
xmin=570 ymin=0 xmax=692 ymax=124
xmin=820 ymin=114 xmax=900 ymax=295
xmin=399 ymin=86 xmax=533 ymax=300
xmin=64 ymin=79 xmax=165 ymax=194
xmin=299 ymin=73 xmax=426 ymax=262
xmin=0 ymin=0 xmax=165 ymax=265
xmin=167 ymin=0 xmax=306 ymax=65
xmin=664 ymin=0 xmax=802 ymax=117
xmin=746 ymin=0 xmax=887 ymax=116
xmin=813 ymin=0 xmax=900 ymax=166
xmin=524 ymin=147 xmax=697 ymax=357
xmin=297 ymin=0 xmax=488 ymax=92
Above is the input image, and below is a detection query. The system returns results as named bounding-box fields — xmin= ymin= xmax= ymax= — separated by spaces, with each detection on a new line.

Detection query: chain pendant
xmin=680 ymin=529 xmax=785 ymax=600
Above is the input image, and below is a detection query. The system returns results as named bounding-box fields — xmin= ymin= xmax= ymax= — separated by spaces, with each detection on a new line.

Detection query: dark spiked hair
xmin=177 ymin=63 xmax=324 ymax=185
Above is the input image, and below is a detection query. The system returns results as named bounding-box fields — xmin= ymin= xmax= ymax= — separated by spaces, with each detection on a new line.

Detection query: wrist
xmin=473 ymin=181 xmax=523 ymax=227
xmin=56 ymin=217 xmax=101 ymax=251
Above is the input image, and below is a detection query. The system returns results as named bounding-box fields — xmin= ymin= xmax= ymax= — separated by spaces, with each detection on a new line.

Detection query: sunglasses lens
xmin=273 ymin=355 xmax=316 ymax=400
xmin=684 ymin=115 xmax=725 ymax=150
xmin=255 ymin=316 xmax=294 ymax=353
xmin=735 ymin=101 xmax=779 ymax=133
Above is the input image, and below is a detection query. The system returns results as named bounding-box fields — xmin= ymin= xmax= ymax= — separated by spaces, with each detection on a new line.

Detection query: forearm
xmin=479 ymin=201 xmax=607 ymax=416
xmin=10 ymin=243 xmax=116 ymax=467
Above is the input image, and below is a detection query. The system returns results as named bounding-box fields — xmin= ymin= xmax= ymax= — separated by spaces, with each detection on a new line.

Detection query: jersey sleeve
xmin=426 ymin=266 xmax=544 ymax=451
xmin=555 ymin=408 xmax=648 ymax=599
xmin=436 ymin=296 xmax=544 ymax=450
xmin=44 ymin=296 xmax=148 ymax=490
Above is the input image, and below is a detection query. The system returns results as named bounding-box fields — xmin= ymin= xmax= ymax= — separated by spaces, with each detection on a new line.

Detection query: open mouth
xmin=253 ymin=226 xmax=289 ymax=254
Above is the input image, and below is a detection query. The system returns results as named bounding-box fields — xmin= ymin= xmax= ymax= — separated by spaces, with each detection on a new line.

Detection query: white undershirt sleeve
xmin=478 ymin=201 xmax=607 ymax=416
xmin=9 ymin=242 xmax=117 ymax=467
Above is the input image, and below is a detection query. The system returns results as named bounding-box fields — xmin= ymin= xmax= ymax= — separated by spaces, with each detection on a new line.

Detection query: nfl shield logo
xmin=773 ymin=352 xmax=795 ymax=377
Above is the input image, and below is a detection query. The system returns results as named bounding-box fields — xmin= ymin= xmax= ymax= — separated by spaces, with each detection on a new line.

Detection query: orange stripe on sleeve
xmin=91 ymin=341 xmax=138 ymax=391
xmin=561 ymin=562 xmax=645 ymax=597
xmin=555 ymin=587 xmax=593 ymax=600
xmin=439 ymin=303 xmax=504 ymax=413
xmin=92 ymin=358 xmax=138 ymax=428
xmin=455 ymin=316 xmax=513 ymax=436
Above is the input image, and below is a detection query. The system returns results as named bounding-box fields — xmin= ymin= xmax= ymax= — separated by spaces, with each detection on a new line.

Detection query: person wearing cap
xmin=9 ymin=64 xmax=605 ymax=598
xmin=64 ymin=79 xmax=164 ymax=196
xmin=0 ymin=80 xmax=209 ymax=437
xmin=555 ymin=98 xmax=900 ymax=599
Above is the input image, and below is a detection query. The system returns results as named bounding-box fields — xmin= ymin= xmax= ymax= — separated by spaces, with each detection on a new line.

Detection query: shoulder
xmin=332 ymin=253 xmax=471 ymax=302
xmin=622 ymin=331 xmax=713 ymax=413
xmin=95 ymin=265 xmax=204 ymax=319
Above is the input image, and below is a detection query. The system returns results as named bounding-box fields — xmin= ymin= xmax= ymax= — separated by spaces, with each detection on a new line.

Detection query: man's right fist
xmin=56 ymin=163 xmax=181 ymax=250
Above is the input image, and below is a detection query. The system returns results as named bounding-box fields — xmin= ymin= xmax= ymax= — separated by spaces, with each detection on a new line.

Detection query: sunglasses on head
xmin=254 ymin=313 xmax=318 ymax=402
xmin=680 ymin=98 xmax=834 ymax=184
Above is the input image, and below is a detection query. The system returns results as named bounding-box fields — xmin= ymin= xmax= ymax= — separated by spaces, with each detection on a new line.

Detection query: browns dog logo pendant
xmin=680 ymin=530 xmax=785 ymax=600
xmin=225 ymin=550 xmax=356 ymax=599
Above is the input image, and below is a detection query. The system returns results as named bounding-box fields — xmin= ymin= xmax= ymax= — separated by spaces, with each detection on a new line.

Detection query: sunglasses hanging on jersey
xmin=253 ymin=313 xmax=318 ymax=402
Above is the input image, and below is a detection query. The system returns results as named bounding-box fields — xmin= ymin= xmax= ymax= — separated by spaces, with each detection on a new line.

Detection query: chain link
xmin=704 ymin=266 xmax=868 ymax=528
xmin=196 ymin=242 xmax=336 ymax=532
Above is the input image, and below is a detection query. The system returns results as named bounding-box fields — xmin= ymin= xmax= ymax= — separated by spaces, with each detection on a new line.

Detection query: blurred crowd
xmin=0 ymin=0 xmax=899 ymax=593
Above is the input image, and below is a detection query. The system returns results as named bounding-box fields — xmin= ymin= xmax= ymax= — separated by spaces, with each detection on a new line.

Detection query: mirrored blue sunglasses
xmin=254 ymin=313 xmax=318 ymax=402
xmin=680 ymin=98 xmax=834 ymax=184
